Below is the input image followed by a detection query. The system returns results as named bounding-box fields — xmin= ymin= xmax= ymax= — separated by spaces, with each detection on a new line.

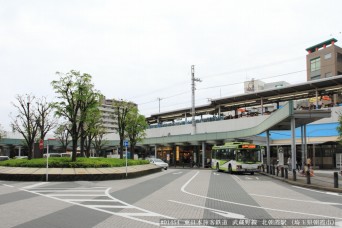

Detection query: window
xmin=325 ymin=72 xmax=332 ymax=78
xmin=311 ymin=75 xmax=321 ymax=80
xmin=310 ymin=58 xmax=320 ymax=72
xmin=324 ymin=53 xmax=332 ymax=59
xmin=338 ymin=53 xmax=342 ymax=63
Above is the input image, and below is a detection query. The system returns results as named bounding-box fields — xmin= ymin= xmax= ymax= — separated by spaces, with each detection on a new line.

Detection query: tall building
xmin=306 ymin=38 xmax=342 ymax=81
xmin=99 ymin=97 xmax=137 ymax=134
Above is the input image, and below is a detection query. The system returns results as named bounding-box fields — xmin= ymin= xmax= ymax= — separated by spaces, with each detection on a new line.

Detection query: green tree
xmin=112 ymin=99 xmax=135 ymax=159
xmin=0 ymin=124 xmax=6 ymax=140
xmin=125 ymin=107 xmax=148 ymax=159
xmin=54 ymin=123 xmax=71 ymax=153
xmin=10 ymin=94 xmax=39 ymax=160
xmin=51 ymin=70 xmax=102 ymax=161
xmin=36 ymin=97 xmax=57 ymax=141
xmin=92 ymin=126 xmax=109 ymax=157
xmin=83 ymin=107 xmax=103 ymax=157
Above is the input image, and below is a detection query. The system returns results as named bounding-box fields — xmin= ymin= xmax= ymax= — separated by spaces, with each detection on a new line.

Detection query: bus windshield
xmin=236 ymin=149 xmax=260 ymax=163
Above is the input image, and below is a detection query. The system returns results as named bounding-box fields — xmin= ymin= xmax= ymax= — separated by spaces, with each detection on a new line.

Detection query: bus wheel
xmin=228 ymin=165 xmax=232 ymax=174
xmin=216 ymin=163 xmax=220 ymax=172
xmin=251 ymin=172 xmax=254 ymax=175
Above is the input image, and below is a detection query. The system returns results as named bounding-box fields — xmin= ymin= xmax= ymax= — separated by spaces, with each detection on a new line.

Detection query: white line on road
xmin=181 ymin=171 xmax=342 ymax=220
xmin=20 ymin=186 xmax=175 ymax=227
xmin=292 ymin=186 xmax=340 ymax=196
xmin=65 ymin=199 xmax=118 ymax=202
xmin=46 ymin=194 xmax=107 ymax=197
xmin=173 ymin=172 xmax=183 ymax=175
xmin=169 ymin=200 xmax=245 ymax=219
xmin=250 ymin=193 xmax=342 ymax=205
xmin=3 ymin=184 xmax=14 ymax=188
xmin=34 ymin=190 xmax=105 ymax=192
xmin=232 ymin=175 xmax=241 ymax=181
xmin=23 ymin=182 xmax=47 ymax=189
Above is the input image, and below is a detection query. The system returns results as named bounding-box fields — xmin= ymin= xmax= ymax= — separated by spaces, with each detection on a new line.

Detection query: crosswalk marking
xmin=21 ymin=184 xmax=174 ymax=227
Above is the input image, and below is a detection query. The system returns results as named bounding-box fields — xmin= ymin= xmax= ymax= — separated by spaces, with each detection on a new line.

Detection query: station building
xmin=1 ymin=39 xmax=342 ymax=170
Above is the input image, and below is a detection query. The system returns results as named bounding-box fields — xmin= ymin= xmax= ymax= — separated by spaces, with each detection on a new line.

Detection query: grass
xmin=0 ymin=157 xmax=150 ymax=168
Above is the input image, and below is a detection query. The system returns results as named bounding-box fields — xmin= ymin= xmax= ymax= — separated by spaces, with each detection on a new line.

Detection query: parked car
xmin=0 ymin=156 xmax=10 ymax=161
xmin=149 ymin=158 xmax=168 ymax=170
xmin=14 ymin=156 xmax=28 ymax=159
xmin=43 ymin=153 xmax=61 ymax=158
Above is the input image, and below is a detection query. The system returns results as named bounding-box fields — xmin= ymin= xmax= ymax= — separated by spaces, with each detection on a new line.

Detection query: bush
xmin=0 ymin=157 xmax=149 ymax=168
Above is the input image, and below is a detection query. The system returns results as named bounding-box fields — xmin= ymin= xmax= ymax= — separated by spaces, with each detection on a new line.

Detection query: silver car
xmin=149 ymin=158 xmax=168 ymax=170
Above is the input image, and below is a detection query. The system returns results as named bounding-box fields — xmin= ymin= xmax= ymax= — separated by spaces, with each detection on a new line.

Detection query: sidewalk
xmin=0 ymin=164 xmax=162 ymax=181
xmin=261 ymin=168 xmax=342 ymax=193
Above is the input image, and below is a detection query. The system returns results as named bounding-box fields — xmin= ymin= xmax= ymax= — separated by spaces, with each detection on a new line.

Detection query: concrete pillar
xmin=266 ymin=130 xmax=270 ymax=167
xmin=303 ymin=124 xmax=307 ymax=168
xmin=202 ymin=142 xmax=205 ymax=168
xmin=291 ymin=117 xmax=296 ymax=174
xmin=154 ymin=145 xmax=157 ymax=158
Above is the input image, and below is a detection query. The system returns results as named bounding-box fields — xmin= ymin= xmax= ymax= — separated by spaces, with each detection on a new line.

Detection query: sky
xmin=1 ymin=0 xmax=342 ymax=131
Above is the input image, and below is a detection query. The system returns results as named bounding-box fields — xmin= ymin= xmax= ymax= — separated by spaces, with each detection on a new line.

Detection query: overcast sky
xmin=1 ymin=0 xmax=341 ymax=131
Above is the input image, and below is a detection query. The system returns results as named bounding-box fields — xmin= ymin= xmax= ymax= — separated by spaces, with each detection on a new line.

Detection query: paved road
xmin=0 ymin=169 xmax=341 ymax=227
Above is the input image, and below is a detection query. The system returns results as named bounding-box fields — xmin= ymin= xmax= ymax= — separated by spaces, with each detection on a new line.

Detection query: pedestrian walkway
xmin=0 ymin=164 xmax=162 ymax=181
xmin=261 ymin=168 xmax=342 ymax=193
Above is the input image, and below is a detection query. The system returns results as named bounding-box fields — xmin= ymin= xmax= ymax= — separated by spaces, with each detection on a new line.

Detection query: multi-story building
xmin=306 ymin=38 xmax=342 ymax=81
xmin=99 ymin=97 xmax=137 ymax=134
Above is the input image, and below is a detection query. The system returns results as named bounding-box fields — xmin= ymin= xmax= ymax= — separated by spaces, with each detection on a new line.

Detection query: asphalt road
xmin=0 ymin=169 xmax=341 ymax=228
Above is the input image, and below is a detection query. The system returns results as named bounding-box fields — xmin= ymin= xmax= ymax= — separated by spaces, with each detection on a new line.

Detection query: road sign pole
xmin=126 ymin=146 xmax=128 ymax=177
xmin=46 ymin=140 xmax=49 ymax=182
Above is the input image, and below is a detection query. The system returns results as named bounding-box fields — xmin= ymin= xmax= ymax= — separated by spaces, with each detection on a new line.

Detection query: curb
xmin=0 ymin=166 xmax=163 ymax=181
xmin=259 ymin=172 xmax=342 ymax=193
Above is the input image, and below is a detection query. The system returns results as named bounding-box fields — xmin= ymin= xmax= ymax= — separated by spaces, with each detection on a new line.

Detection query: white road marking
xmin=292 ymin=186 xmax=340 ymax=196
xmin=20 ymin=185 xmax=174 ymax=227
xmin=213 ymin=172 xmax=220 ymax=176
xmin=23 ymin=182 xmax=47 ymax=189
xmin=3 ymin=184 xmax=14 ymax=187
xmin=250 ymin=193 xmax=342 ymax=205
xmin=232 ymin=175 xmax=241 ymax=181
xmin=34 ymin=189 xmax=105 ymax=192
xmin=181 ymin=171 xmax=342 ymax=220
xmin=172 ymin=172 xmax=183 ymax=175
xmin=255 ymin=177 xmax=259 ymax=180
xmin=169 ymin=200 xmax=245 ymax=219
xmin=46 ymin=194 xmax=107 ymax=197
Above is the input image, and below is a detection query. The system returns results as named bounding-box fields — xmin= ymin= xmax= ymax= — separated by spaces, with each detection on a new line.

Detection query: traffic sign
xmin=124 ymin=140 xmax=129 ymax=147
xmin=39 ymin=139 xmax=44 ymax=150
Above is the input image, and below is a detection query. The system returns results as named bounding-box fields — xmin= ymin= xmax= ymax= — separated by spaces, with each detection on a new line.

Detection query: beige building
xmin=306 ymin=38 xmax=342 ymax=81
xmin=99 ymin=97 xmax=137 ymax=134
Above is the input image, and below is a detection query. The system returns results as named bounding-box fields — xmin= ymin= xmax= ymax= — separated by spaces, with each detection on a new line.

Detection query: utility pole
xmin=157 ymin=97 xmax=163 ymax=113
xmin=191 ymin=65 xmax=201 ymax=135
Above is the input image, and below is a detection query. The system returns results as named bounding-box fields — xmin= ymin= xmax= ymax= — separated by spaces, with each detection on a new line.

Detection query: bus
xmin=211 ymin=142 xmax=263 ymax=174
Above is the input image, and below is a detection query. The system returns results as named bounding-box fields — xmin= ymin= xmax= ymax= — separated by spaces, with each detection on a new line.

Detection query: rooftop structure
xmin=306 ymin=38 xmax=342 ymax=81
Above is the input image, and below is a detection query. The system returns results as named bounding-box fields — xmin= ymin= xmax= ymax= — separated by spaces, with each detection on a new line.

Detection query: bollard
xmin=293 ymin=169 xmax=296 ymax=181
xmin=306 ymin=170 xmax=311 ymax=184
xmin=276 ymin=166 xmax=279 ymax=176
xmin=281 ymin=167 xmax=284 ymax=177
xmin=285 ymin=168 xmax=288 ymax=179
xmin=334 ymin=172 xmax=339 ymax=188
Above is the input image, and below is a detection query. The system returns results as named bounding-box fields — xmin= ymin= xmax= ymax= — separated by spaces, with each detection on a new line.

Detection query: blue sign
xmin=124 ymin=140 xmax=129 ymax=147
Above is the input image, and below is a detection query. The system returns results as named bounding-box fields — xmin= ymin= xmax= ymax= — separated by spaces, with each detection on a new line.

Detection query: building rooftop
xmin=305 ymin=38 xmax=338 ymax=53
